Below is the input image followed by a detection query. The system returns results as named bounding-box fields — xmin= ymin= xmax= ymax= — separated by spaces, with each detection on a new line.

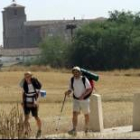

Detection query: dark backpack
xmin=71 ymin=76 xmax=94 ymax=100
xmin=31 ymin=77 xmax=42 ymax=90
xmin=23 ymin=77 xmax=42 ymax=105
xmin=23 ymin=77 xmax=42 ymax=93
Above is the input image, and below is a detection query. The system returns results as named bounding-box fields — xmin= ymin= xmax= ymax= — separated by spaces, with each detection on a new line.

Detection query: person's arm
xmin=79 ymin=78 xmax=92 ymax=100
xmin=79 ymin=88 xmax=92 ymax=100
xmin=35 ymin=78 xmax=42 ymax=90
xmin=64 ymin=80 xmax=73 ymax=96
xmin=21 ymin=91 xmax=24 ymax=107
xmin=65 ymin=89 xmax=72 ymax=96
xmin=20 ymin=80 xmax=25 ymax=106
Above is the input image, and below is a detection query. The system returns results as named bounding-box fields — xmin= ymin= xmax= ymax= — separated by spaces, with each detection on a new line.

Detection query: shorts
xmin=73 ymin=98 xmax=90 ymax=114
xmin=24 ymin=105 xmax=38 ymax=117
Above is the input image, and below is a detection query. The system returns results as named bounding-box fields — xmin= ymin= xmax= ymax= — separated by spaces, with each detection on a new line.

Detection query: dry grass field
xmin=0 ymin=67 xmax=140 ymax=137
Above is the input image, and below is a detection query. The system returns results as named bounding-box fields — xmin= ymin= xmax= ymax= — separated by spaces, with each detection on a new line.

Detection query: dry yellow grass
xmin=0 ymin=69 xmax=139 ymax=137
xmin=0 ymin=69 xmax=140 ymax=102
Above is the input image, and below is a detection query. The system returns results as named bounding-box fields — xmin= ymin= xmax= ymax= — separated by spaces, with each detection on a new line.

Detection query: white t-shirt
xmin=69 ymin=76 xmax=91 ymax=98
xmin=28 ymin=84 xmax=35 ymax=93
xmin=25 ymin=84 xmax=36 ymax=103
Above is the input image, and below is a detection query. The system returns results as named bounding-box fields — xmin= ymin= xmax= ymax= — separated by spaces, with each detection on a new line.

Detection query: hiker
xmin=20 ymin=71 xmax=42 ymax=138
xmin=65 ymin=66 xmax=92 ymax=135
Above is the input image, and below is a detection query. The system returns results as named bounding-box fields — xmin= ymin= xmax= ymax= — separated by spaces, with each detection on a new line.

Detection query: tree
xmin=39 ymin=36 xmax=68 ymax=67
xmin=67 ymin=10 xmax=140 ymax=70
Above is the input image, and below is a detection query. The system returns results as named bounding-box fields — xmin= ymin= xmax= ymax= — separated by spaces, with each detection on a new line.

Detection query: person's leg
xmin=72 ymin=99 xmax=80 ymax=131
xmin=80 ymin=99 xmax=90 ymax=132
xmin=34 ymin=116 xmax=42 ymax=131
xmin=84 ymin=113 xmax=90 ymax=132
xmin=68 ymin=111 xmax=79 ymax=135
xmin=24 ymin=114 xmax=30 ymax=131
xmin=68 ymin=99 xmax=80 ymax=135
xmin=23 ymin=106 xmax=31 ymax=133
xmin=34 ymin=116 xmax=42 ymax=138
xmin=32 ymin=106 xmax=42 ymax=131
xmin=72 ymin=111 xmax=79 ymax=131
xmin=32 ymin=106 xmax=42 ymax=138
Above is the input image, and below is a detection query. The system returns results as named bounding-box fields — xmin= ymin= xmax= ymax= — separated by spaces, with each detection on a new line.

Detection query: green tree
xmin=39 ymin=36 xmax=68 ymax=68
xmin=67 ymin=10 xmax=140 ymax=70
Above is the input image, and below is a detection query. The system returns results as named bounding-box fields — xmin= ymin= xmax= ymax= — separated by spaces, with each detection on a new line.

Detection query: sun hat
xmin=24 ymin=71 xmax=32 ymax=76
xmin=72 ymin=66 xmax=81 ymax=72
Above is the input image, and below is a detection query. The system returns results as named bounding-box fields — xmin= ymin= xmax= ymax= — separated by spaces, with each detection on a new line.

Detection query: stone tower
xmin=2 ymin=1 xmax=26 ymax=48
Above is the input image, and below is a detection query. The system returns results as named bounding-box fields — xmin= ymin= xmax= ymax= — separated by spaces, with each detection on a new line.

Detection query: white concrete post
xmin=89 ymin=94 xmax=104 ymax=132
xmin=133 ymin=93 xmax=140 ymax=131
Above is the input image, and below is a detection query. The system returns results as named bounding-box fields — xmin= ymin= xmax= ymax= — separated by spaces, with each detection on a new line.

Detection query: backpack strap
xmin=71 ymin=76 xmax=92 ymax=100
xmin=71 ymin=77 xmax=74 ymax=90
xmin=82 ymin=76 xmax=86 ymax=88
xmin=23 ymin=78 xmax=42 ymax=105
xmin=82 ymin=76 xmax=93 ymax=99
xmin=71 ymin=76 xmax=86 ymax=90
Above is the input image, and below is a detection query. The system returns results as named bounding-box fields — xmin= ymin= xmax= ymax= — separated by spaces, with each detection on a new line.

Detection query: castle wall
xmin=38 ymin=19 xmax=95 ymax=41
xmin=23 ymin=25 xmax=42 ymax=48
xmin=39 ymin=22 xmax=71 ymax=40
xmin=2 ymin=3 xmax=105 ymax=49
xmin=22 ymin=19 xmax=95 ymax=48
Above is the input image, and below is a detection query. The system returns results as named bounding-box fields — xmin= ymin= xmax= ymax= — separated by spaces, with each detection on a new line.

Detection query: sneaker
xmin=36 ymin=130 xmax=42 ymax=139
xmin=68 ymin=129 xmax=77 ymax=136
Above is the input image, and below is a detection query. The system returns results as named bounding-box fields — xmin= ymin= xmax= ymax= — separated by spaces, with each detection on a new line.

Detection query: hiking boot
xmin=36 ymin=130 xmax=42 ymax=139
xmin=68 ymin=129 xmax=77 ymax=136
xmin=85 ymin=128 xmax=89 ymax=135
xmin=24 ymin=131 xmax=29 ymax=139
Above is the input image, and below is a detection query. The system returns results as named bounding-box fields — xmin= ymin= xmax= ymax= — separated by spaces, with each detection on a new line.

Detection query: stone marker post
xmin=89 ymin=94 xmax=104 ymax=132
xmin=133 ymin=93 xmax=140 ymax=131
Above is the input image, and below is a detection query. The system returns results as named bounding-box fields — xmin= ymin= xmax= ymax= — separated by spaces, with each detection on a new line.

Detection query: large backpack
xmin=71 ymin=76 xmax=94 ymax=100
xmin=23 ymin=77 xmax=42 ymax=106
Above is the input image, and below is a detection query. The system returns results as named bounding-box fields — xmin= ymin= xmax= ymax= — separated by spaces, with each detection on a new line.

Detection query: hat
xmin=72 ymin=66 xmax=81 ymax=72
xmin=24 ymin=71 xmax=32 ymax=76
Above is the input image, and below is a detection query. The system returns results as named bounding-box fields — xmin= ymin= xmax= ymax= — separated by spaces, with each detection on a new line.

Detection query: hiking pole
xmin=55 ymin=94 xmax=67 ymax=131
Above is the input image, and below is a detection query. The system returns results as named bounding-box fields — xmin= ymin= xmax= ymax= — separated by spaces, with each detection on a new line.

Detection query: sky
xmin=0 ymin=0 xmax=140 ymax=46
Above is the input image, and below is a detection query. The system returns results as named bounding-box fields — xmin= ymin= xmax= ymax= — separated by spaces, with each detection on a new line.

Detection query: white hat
xmin=72 ymin=66 xmax=81 ymax=72
xmin=24 ymin=71 xmax=32 ymax=76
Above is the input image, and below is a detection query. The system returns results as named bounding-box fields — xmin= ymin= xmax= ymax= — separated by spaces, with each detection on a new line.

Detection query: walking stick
xmin=55 ymin=94 xmax=67 ymax=131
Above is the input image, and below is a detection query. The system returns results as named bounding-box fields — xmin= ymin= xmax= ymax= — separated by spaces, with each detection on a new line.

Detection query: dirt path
xmin=30 ymin=126 xmax=140 ymax=139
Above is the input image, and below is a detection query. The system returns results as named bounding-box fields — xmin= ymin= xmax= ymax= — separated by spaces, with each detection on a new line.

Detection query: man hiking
xmin=20 ymin=71 xmax=42 ymax=138
xmin=65 ymin=66 xmax=92 ymax=135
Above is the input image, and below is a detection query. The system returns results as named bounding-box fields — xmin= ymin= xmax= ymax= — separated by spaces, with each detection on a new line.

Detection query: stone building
xmin=0 ymin=47 xmax=41 ymax=64
xmin=2 ymin=2 xmax=26 ymax=48
xmin=2 ymin=1 xmax=105 ymax=49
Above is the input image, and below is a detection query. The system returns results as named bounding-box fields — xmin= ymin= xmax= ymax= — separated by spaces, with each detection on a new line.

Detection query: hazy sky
xmin=0 ymin=0 xmax=140 ymax=45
